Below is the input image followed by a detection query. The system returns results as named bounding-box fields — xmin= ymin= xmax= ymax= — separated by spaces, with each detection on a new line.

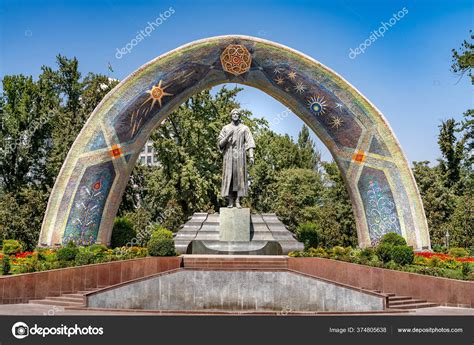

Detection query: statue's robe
xmin=218 ymin=122 xmax=255 ymax=197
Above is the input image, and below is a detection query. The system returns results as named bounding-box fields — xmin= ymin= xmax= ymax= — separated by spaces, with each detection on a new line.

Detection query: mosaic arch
xmin=38 ymin=35 xmax=431 ymax=250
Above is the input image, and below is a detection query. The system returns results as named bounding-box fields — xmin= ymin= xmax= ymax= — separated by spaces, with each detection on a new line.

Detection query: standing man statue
xmin=218 ymin=108 xmax=255 ymax=208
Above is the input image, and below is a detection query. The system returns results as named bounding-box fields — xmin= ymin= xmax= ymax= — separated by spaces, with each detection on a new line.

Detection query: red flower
xmin=15 ymin=251 xmax=34 ymax=259
xmin=415 ymin=252 xmax=473 ymax=262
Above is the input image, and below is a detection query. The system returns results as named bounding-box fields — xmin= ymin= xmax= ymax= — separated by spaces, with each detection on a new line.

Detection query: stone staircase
xmin=373 ymin=291 xmax=438 ymax=310
xmin=28 ymin=288 xmax=103 ymax=307
xmin=182 ymin=255 xmax=289 ymax=269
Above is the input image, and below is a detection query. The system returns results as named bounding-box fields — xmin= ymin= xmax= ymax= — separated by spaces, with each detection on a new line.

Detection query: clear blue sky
xmin=1 ymin=0 xmax=472 ymax=163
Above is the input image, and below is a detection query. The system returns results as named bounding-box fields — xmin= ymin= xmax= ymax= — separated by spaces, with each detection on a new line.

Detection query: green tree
xmin=437 ymin=119 xmax=464 ymax=189
xmin=451 ymin=30 xmax=473 ymax=84
xmin=315 ymin=162 xmax=358 ymax=247
xmin=0 ymin=55 xmax=118 ymax=249
xmin=297 ymin=125 xmax=321 ymax=171
xmin=412 ymin=161 xmax=455 ymax=246
xmin=269 ymin=168 xmax=324 ymax=231
xmin=0 ymin=187 xmax=49 ymax=250
xmin=248 ymin=125 xmax=321 ymax=213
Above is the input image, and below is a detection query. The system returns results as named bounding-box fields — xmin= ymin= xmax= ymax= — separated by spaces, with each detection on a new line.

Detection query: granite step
xmin=389 ymin=298 xmax=427 ymax=307
xmin=61 ymin=293 xmax=86 ymax=298
xmin=46 ymin=296 xmax=84 ymax=303
xmin=182 ymin=255 xmax=289 ymax=269
xmin=389 ymin=302 xmax=439 ymax=309
xmin=29 ymin=299 xmax=85 ymax=307
xmin=370 ymin=290 xmax=438 ymax=310
xmin=388 ymin=296 xmax=414 ymax=302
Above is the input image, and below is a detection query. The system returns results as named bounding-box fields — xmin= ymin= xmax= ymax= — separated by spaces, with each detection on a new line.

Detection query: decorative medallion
xmin=220 ymin=44 xmax=252 ymax=76
xmin=109 ymin=144 xmax=123 ymax=159
xmin=352 ymin=150 xmax=366 ymax=163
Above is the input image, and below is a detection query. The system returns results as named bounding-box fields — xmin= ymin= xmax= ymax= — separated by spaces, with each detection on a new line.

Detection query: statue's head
xmin=230 ymin=108 xmax=242 ymax=122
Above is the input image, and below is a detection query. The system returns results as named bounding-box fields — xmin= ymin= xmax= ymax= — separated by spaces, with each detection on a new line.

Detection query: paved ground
xmin=0 ymin=304 xmax=472 ymax=316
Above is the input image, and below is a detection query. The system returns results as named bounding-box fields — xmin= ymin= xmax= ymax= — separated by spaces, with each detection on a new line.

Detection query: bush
xmin=147 ymin=227 xmax=176 ymax=257
xmin=448 ymin=247 xmax=469 ymax=258
xmin=380 ymin=232 xmax=407 ymax=246
xmin=385 ymin=260 xmax=399 ymax=270
xmin=413 ymin=255 xmax=428 ymax=266
xmin=359 ymin=247 xmax=376 ymax=261
xmin=428 ymin=256 xmax=442 ymax=268
xmin=461 ymin=262 xmax=471 ymax=277
xmin=307 ymin=247 xmax=328 ymax=258
xmin=75 ymin=247 xmax=95 ymax=266
xmin=295 ymin=222 xmax=321 ymax=250
xmin=442 ymin=258 xmax=462 ymax=270
xmin=375 ymin=243 xmax=393 ymax=263
xmin=56 ymin=242 xmax=79 ymax=261
xmin=2 ymin=240 xmax=23 ymax=256
xmin=2 ymin=255 xmax=10 ymax=275
xmin=432 ymin=244 xmax=447 ymax=253
xmin=391 ymin=245 xmax=414 ymax=265
xmin=331 ymin=246 xmax=347 ymax=257
xmin=111 ymin=217 xmax=136 ymax=248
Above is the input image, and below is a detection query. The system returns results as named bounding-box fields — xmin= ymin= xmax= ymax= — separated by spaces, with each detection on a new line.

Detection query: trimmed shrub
xmin=295 ymin=222 xmax=321 ymax=250
xmin=56 ymin=242 xmax=79 ymax=262
xmin=2 ymin=240 xmax=23 ymax=256
xmin=111 ymin=217 xmax=136 ymax=248
xmin=75 ymin=247 xmax=95 ymax=266
xmin=391 ymin=245 xmax=414 ymax=265
xmin=359 ymin=247 xmax=376 ymax=261
xmin=385 ymin=260 xmax=399 ymax=270
xmin=448 ymin=247 xmax=469 ymax=258
xmin=332 ymin=246 xmax=347 ymax=256
xmin=147 ymin=227 xmax=176 ymax=257
xmin=375 ymin=243 xmax=393 ymax=263
xmin=462 ymin=262 xmax=472 ymax=277
xmin=432 ymin=244 xmax=447 ymax=253
xmin=2 ymin=255 xmax=10 ymax=275
xmin=428 ymin=256 xmax=442 ymax=268
xmin=306 ymin=247 xmax=328 ymax=258
xmin=380 ymin=232 xmax=407 ymax=246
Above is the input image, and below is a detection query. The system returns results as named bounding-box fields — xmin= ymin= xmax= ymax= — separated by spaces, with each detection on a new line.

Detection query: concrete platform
xmin=174 ymin=212 xmax=303 ymax=255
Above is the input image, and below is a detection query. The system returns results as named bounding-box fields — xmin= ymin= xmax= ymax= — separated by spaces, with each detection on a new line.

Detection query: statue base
xmin=219 ymin=207 xmax=250 ymax=241
xmin=174 ymin=211 xmax=304 ymax=255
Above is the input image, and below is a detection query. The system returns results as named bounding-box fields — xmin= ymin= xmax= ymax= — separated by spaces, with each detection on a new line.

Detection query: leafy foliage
xmin=391 ymin=245 xmax=414 ymax=265
xmin=2 ymin=239 xmax=23 ymax=256
xmin=2 ymin=255 xmax=10 ymax=275
xmin=0 ymin=55 xmax=118 ymax=249
xmin=147 ymin=227 xmax=176 ymax=257
xmin=380 ymin=232 xmax=407 ymax=246
xmin=111 ymin=217 xmax=136 ymax=248
xmin=295 ymin=222 xmax=321 ymax=250
xmin=56 ymin=241 xmax=79 ymax=262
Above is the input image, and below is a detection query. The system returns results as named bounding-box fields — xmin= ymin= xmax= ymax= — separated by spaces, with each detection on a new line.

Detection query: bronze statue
xmin=218 ymin=108 xmax=255 ymax=208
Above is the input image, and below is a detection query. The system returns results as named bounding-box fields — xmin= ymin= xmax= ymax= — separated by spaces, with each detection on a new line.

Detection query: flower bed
xmin=415 ymin=252 xmax=474 ymax=262
xmin=290 ymin=248 xmax=474 ymax=281
xmin=1 ymin=245 xmax=149 ymax=275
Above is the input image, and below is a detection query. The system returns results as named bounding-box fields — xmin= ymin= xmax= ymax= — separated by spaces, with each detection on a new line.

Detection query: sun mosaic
xmin=330 ymin=116 xmax=344 ymax=129
xmin=307 ymin=95 xmax=328 ymax=115
xmin=142 ymin=80 xmax=173 ymax=109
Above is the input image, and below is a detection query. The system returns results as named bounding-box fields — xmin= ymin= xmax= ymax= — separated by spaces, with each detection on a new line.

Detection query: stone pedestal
xmin=219 ymin=207 xmax=250 ymax=241
xmin=173 ymin=212 xmax=303 ymax=255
